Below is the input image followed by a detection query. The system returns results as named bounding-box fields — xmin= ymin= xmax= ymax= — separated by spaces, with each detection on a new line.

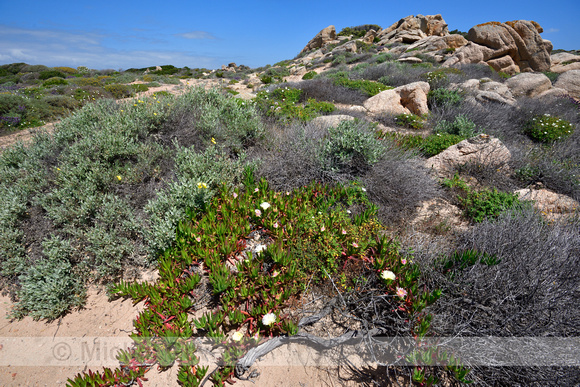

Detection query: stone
xmin=474 ymin=90 xmax=516 ymax=105
xmin=396 ymin=82 xmax=430 ymax=115
xmin=363 ymin=81 xmax=430 ymax=116
xmin=331 ymin=40 xmax=357 ymax=54
xmin=364 ymin=90 xmax=409 ymax=115
xmin=425 ymin=134 xmax=511 ymax=177
xmin=398 ymin=57 xmax=423 ymax=64
xmin=443 ymin=20 xmax=551 ymax=74
xmin=378 ymin=14 xmax=449 ymax=45
xmin=362 ymin=29 xmax=378 ymax=45
xmin=309 ymin=115 xmax=354 ymax=129
xmin=300 ymin=25 xmax=336 ymax=54
xmin=479 ymin=81 xmax=513 ymax=99
xmin=505 ymin=73 xmax=552 ymax=97
xmin=551 ymin=62 xmax=580 ymax=74
xmin=514 ymin=188 xmax=579 ymax=220
xmin=554 ymin=69 xmax=580 ymax=98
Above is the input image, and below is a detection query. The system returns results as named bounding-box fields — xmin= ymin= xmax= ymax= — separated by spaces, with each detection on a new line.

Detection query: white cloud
xmin=545 ymin=28 xmax=559 ymax=33
xmin=175 ymin=31 xmax=217 ymax=40
xmin=0 ymin=25 xmax=219 ymax=70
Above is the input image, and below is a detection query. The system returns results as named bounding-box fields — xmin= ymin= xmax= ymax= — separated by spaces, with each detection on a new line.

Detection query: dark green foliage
xmin=302 ymin=71 xmax=317 ymax=80
xmin=327 ymin=71 xmax=391 ymax=96
xmin=104 ymin=83 xmax=135 ymax=99
xmin=338 ymin=24 xmax=381 ymax=38
xmin=395 ymin=113 xmax=425 ymax=129
xmin=39 ymin=70 xmax=66 ymax=80
xmin=443 ymin=174 xmax=523 ymax=222
xmin=523 ymin=114 xmax=574 ymax=143
xmin=434 ymin=114 xmax=478 ymax=137
xmin=428 ymin=88 xmax=463 ymax=108
xmin=42 ymin=77 xmax=68 ymax=87
xmin=421 ymin=133 xmax=464 ymax=157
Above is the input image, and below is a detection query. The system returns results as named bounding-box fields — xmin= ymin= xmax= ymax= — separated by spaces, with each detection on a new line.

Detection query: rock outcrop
xmin=514 ymin=187 xmax=579 ymax=220
xmin=554 ymin=69 xmax=580 ymax=98
xmin=364 ymin=82 xmax=430 ymax=116
xmin=425 ymin=134 xmax=511 ymax=177
xmin=443 ymin=20 xmax=552 ymax=74
xmin=551 ymin=52 xmax=580 ymax=73
xmin=504 ymin=73 xmax=553 ymax=97
xmin=300 ymin=25 xmax=337 ymax=54
xmin=450 ymin=78 xmax=516 ymax=105
xmin=377 ymin=14 xmax=449 ymax=45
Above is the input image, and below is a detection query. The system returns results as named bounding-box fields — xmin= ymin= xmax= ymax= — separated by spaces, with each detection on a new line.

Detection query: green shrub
xmin=395 ymin=113 xmax=425 ymax=129
xmin=253 ymin=87 xmax=335 ymax=123
xmin=523 ymin=114 xmax=574 ymax=143
xmin=70 ymin=77 xmax=102 ymax=87
xmin=427 ymin=88 xmax=463 ymax=107
xmin=42 ymin=77 xmax=68 ymax=87
xmin=11 ymin=237 xmax=85 ymax=320
xmin=434 ymin=114 xmax=478 ymax=137
xmin=302 ymin=71 xmax=317 ymax=80
xmin=337 ymin=24 xmax=381 ymax=38
xmin=328 ymin=72 xmax=391 ymax=96
xmin=421 ymin=133 xmax=464 ymax=157
xmin=443 ymin=174 xmax=523 ymax=222
xmin=54 ymin=66 xmax=78 ymax=74
xmin=421 ymin=68 xmax=462 ymax=88
xmin=131 ymin=84 xmax=149 ymax=93
xmin=319 ymin=119 xmax=385 ymax=173
xmin=39 ymin=70 xmax=65 ymax=80
xmin=104 ymin=83 xmax=135 ymax=99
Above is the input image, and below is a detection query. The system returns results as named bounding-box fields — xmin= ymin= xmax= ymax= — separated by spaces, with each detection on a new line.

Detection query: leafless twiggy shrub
xmin=416 ymin=207 xmax=580 ymax=385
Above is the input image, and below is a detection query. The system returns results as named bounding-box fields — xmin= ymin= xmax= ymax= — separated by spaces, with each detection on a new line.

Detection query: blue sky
xmin=1 ymin=0 xmax=578 ymax=70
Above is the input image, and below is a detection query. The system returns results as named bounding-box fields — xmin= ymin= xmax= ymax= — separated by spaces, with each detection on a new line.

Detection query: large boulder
xmin=505 ymin=73 xmax=553 ymax=97
xmin=300 ymin=25 xmax=336 ymax=54
xmin=514 ymin=187 xmax=579 ymax=220
xmin=425 ymin=134 xmax=511 ymax=177
xmin=450 ymin=78 xmax=516 ymax=105
xmin=443 ymin=20 xmax=552 ymax=74
xmin=551 ymin=52 xmax=580 ymax=73
xmin=364 ymin=82 xmax=430 ymax=116
xmin=554 ymin=69 xmax=580 ymax=98
xmin=378 ymin=14 xmax=449 ymax=45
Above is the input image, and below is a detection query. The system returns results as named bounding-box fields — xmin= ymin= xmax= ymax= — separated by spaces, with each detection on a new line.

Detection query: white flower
xmin=255 ymin=209 xmax=262 ymax=217
xmin=346 ymin=210 xmax=351 ymax=214
xmin=232 ymin=331 xmax=244 ymax=341
xmin=380 ymin=270 xmax=396 ymax=281
xmin=260 ymin=202 xmax=271 ymax=210
xmin=262 ymin=313 xmax=277 ymax=326
xmin=255 ymin=244 xmax=267 ymax=254
xmin=361 ymin=187 xmax=366 ymax=192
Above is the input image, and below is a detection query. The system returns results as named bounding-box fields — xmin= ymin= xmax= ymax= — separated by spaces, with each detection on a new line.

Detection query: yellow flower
xmin=211 ymin=137 xmax=216 ymax=144
xmin=134 ymin=104 xmax=137 ymax=106
xmin=116 ymin=175 xmax=122 ymax=181
xmin=154 ymin=113 xmax=157 ymax=116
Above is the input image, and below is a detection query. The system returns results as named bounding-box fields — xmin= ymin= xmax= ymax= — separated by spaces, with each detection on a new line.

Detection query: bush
xmin=523 ymin=113 xmax=574 ymax=143
xmin=302 ymin=71 xmax=317 ymax=80
xmin=104 ymin=83 xmax=135 ymax=99
xmin=434 ymin=114 xmax=478 ymax=137
xmin=319 ymin=119 xmax=385 ymax=174
xmin=253 ymin=87 xmax=335 ymax=123
xmin=419 ymin=207 xmax=580 ymax=385
xmin=42 ymin=77 xmax=68 ymax=87
xmin=327 ymin=72 xmax=391 ymax=96
xmin=291 ymin=78 xmax=368 ymax=105
xmin=395 ymin=113 xmax=425 ymax=129
xmin=443 ymin=174 xmax=523 ymax=222
xmin=337 ymin=24 xmax=381 ymax=38
xmin=39 ymin=70 xmax=65 ymax=80
xmin=427 ymin=88 xmax=463 ymax=108
xmin=132 ymin=84 xmax=149 ymax=93
xmin=421 ymin=133 xmax=464 ymax=157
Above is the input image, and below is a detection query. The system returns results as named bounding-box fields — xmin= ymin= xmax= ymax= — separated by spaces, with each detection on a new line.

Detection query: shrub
xmin=337 ymin=24 xmax=381 ymax=38
xmin=523 ymin=113 xmax=574 ymax=143
xmin=42 ymin=77 xmax=68 ymax=87
xmin=443 ymin=174 xmax=523 ymax=222
xmin=253 ymin=87 xmax=335 ymax=123
xmin=434 ymin=114 xmax=478 ymax=137
xmin=291 ymin=78 xmax=368 ymax=105
xmin=327 ymin=72 xmax=391 ymax=96
xmin=418 ymin=207 xmax=580 ymax=385
xmin=54 ymin=66 xmax=78 ymax=74
xmin=104 ymin=83 xmax=135 ymax=99
xmin=427 ymin=88 xmax=463 ymax=108
xmin=319 ymin=119 xmax=385 ymax=174
xmin=39 ymin=70 xmax=65 ymax=80
xmin=421 ymin=133 xmax=464 ymax=157
xmin=395 ymin=113 xmax=425 ymax=129
xmin=11 ymin=255 xmax=86 ymax=320
xmin=421 ymin=68 xmax=462 ymax=89
xmin=131 ymin=83 xmax=149 ymax=93
xmin=302 ymin=71 xmax=317 ymax=80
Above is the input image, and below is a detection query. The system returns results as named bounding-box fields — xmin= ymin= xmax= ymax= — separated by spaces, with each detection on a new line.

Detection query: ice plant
xmin=233 ymin=192 xmax=238 ymax=199
xmin=320 ymin=226 xmax=325 ymax=232
xmin=231 ymin=331 xmax=243 ymax=342
xmin=255 ymin=209 xmax=262 ymax=217
xmin=401 ymin=258 xmax=407 ymax=265
xmin=262 ymin=313 xmax=277 ymax=326
xmin=380 ymin=270 xmax=396 ymax=281
xmin=273 ymin=222 xmax=279 ymax=228
xmin=396 ymin=287 xmax=407 ymax=299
